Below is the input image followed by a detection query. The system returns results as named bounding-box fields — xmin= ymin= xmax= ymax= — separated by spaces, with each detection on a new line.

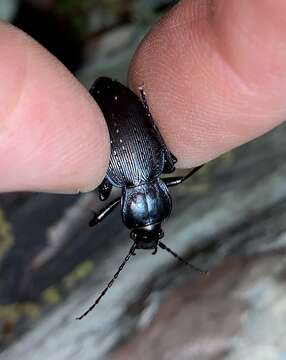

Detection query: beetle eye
xmin=130 ymin=231 xmax=137 ymax=240
xmin=159 ymin=230 xmax=164 ymax=239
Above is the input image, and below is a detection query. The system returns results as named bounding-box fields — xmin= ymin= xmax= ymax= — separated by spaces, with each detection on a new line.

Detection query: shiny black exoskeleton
xmin=76 ymin=77 xmax=205 ymax=319
xmin=89 ymin=77 xmax=202 ymax=250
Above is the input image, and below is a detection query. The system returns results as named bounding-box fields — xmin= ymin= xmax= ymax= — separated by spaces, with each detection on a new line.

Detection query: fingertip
xmin=129 ymin=0 xmax=286 ymax=167
xmin=0 ymin=21 xmax=110 ymax=193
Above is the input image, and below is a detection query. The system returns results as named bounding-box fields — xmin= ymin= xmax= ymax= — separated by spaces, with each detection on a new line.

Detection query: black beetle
xmin=77 ymin=77 xmax=205 ymax=319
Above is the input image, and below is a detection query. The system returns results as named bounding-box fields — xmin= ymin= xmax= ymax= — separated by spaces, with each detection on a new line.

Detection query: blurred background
xmin=0 ymin=1 xmax=286 ymax=359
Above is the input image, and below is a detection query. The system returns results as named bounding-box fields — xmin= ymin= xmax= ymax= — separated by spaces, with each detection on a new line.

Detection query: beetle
xmin=76 ymin=77 xmax=206 ymax=320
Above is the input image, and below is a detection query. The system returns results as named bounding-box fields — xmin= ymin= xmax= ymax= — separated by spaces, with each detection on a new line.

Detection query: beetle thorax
xmin=121 ymin=179 xmax=172 ymax=229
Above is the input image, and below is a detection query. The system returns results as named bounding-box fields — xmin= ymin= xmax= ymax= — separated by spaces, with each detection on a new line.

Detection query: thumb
xmin=0 ymin=22 xmax=109 ymax=194
xmin=129 ymin=0 xmax=286 ymax=166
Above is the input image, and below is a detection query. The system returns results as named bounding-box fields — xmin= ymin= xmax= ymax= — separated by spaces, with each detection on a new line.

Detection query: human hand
xmin=129 ymin=0 xmax=286 ymax=166
xmin=0 ymin=0 xmax=285 ymax=193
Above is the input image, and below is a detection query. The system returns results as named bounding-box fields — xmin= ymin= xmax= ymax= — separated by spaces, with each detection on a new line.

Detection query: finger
xmin=0 ymin=22 xmax=109 ymax=194
xmin=129 ymin=0 xmax=286 ymax=167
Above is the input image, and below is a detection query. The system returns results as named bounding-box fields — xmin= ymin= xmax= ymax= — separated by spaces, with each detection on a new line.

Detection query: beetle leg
xmin=163 ymin=165 xmax=204 ymax=187
xmin=98 ymin=177 xmax=113 ymax=201
xmin=162 ymin=153 xmax=177 ymax=174
xmin=89 ymin=198 xmax=121 ymax=227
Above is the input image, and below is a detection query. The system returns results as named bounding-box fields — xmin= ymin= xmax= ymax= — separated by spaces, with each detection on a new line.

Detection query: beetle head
xmin=130 ymin=224 xmax=164 ymax=252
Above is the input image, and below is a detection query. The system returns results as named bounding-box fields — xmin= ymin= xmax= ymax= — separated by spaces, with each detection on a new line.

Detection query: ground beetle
xmin=77 ymin=77 xmax=206 ymax=319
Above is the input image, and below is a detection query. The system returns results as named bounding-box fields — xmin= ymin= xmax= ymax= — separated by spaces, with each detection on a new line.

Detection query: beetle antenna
xmin=76 ymin=243 xmax=137 ymax=320
xmin=158 ymin=241 xmax=208 ymax=275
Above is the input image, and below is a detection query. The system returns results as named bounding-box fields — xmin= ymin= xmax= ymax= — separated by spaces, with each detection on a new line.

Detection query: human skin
xmin=0 ymin=0 xmax=285 ymax=193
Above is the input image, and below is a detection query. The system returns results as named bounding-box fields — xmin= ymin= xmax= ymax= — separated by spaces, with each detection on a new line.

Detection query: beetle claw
xmin=89 ymin=211 xmax=99 ymax=227
xmin=152 ymin=248 xmax=158 ymax=255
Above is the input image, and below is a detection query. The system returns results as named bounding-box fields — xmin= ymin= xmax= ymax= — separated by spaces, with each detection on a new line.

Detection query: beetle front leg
xmin=98 ymin=177 xmax=113 ymax=201
xmin=163 ymin=165 xmax=204 ymax=187
xmin=89 ymin=198 xmax=121 ymax=227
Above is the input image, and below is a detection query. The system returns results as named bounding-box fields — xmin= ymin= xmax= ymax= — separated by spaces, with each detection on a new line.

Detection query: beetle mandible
xmin=77 ymin=77 xmax=206 ymax=320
